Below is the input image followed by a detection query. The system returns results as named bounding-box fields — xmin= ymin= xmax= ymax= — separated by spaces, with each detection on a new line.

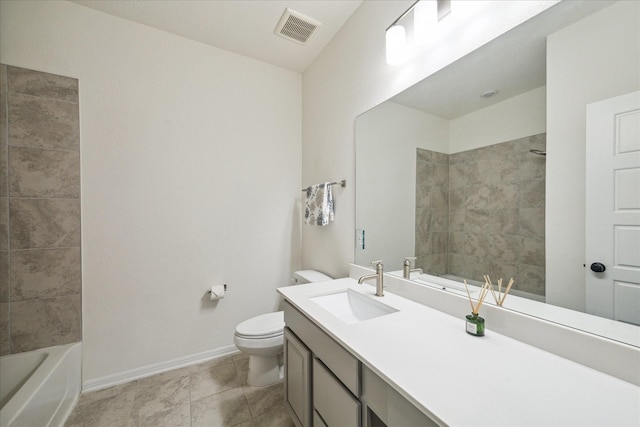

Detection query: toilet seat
xmin=235 ymin=311 xmax=284 ymax=339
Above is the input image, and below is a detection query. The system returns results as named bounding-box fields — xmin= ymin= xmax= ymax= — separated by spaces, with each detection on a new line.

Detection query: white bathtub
xmin=0 ymin=343 xmax=81 ymax=427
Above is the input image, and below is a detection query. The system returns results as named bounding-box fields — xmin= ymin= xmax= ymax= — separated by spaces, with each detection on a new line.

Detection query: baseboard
xmin=82 ymin=345 xmax=240 ymax=393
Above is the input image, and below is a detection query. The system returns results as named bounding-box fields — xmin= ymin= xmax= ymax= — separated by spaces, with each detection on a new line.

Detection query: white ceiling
xmin=69 ymin=0 xmax=363 ymax=73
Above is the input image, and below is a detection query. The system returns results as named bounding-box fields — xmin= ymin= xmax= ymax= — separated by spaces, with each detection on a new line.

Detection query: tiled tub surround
xmin=415 ymin=133 xmax=546 ymax=297
xmin=0 ymin=64 xmax=81 ymax=355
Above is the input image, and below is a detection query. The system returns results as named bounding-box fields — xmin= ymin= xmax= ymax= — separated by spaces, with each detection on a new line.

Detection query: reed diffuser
xmin=463 ymin=279 xmax=491 ymax=336
xmin=485 ymin=275 xmax=515 ymax=306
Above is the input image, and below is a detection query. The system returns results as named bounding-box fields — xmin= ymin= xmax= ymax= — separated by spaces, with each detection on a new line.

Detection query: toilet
xmin=234 ymin=270 xmax=332 ymax=387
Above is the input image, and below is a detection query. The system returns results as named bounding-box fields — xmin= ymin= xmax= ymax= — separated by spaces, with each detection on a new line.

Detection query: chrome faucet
xmin=402 ymin=257 xmax=423 ymax=279
xmin=358 ymin=260 xmax=384 ymax=297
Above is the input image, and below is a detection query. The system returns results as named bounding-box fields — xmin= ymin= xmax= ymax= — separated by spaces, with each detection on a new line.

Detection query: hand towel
xmin=304 ymin=182 xmax=335 ymax=226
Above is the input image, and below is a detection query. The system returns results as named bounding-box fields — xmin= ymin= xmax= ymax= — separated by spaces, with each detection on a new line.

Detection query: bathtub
xmin=0 ymin=342 xmax=81 ymax=427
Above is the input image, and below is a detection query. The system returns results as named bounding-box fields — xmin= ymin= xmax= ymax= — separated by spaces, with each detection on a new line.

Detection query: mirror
xmin=355 ymin=1 xmax=640 ymax=346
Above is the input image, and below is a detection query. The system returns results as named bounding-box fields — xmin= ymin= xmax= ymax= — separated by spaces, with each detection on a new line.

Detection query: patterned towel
xmin=304 ymin=182 xmax=334 ymax=226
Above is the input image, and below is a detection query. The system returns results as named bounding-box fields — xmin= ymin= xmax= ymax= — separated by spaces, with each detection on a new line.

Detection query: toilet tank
xmin=292 ymin=270 xmax=332 ymax=284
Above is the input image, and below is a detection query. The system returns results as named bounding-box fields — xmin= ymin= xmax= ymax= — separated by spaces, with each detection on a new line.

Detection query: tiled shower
xmin=415 ymin=134 xmax=546 ymax=297
xmin=0 ymin=64 xmax=82 ymax=355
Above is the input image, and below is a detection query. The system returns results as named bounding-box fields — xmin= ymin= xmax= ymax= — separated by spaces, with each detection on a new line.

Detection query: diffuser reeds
xmin=463 ymin=279 xmax=491 ymax=315
xmin=485 ymin=275 xmax=515 ymax=306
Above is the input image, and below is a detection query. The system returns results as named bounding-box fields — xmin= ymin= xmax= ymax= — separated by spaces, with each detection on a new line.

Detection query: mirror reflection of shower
xmin=413 ymin=134 xmax=546 ymax=301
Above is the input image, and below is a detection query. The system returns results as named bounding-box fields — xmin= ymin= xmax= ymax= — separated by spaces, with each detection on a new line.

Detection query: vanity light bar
xmin=386 ymin=0 xmax=452 ymax=65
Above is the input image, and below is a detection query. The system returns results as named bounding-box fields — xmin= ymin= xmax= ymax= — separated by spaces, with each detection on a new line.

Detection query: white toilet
xmin=234 ymin=270 xmax=332 ymax=387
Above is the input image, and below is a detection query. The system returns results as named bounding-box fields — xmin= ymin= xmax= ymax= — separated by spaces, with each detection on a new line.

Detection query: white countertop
xmin=278 ymin=278 xmax=640 ymax=427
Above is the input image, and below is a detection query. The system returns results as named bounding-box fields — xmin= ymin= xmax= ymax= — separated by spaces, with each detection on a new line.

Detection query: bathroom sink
xmin=310 ymin=289 xmax=398 ymax=324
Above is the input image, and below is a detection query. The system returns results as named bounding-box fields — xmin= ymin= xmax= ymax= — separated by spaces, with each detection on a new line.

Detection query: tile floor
xmin=65 ymin=352 xmax=294 ymax=427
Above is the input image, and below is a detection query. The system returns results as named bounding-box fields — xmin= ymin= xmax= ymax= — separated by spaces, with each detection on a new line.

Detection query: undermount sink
xmin=310 ymin=288 xmax=398 ymax=324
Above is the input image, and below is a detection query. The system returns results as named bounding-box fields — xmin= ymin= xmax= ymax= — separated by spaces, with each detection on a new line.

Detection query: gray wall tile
xmin=517 ymin=263 xmax=545 ymax=296
xmin=10 ymin=248 xmax=81 ymax=301
xmin=0 ymin=198 xmax=7 ymax=249
xmin=8 ymin=66 xmax=78 ymax=103
xmin=10 ymin=198 xmax=81 ymax=249
xmin=10 ymin=294 xmax=82 ymax=353
xmin=8 ymin=93 xmax=79 ymax=150
xmin=0 ymin=251 xmax=8 ymax=303
xmin=519 ymin=179 xmax=545 ymax=208
xmin=431 ymin=187 xmax=448 ymax=209
xmin=9 ymin=146 xmax=80 ymax=198
xmin=489 ymin=209 xmax=519 ymax=234
xmin=0 ymin=145 xmax=7 ymax=196
xmin=465 ymin=184 xmax=490 ymax=209
xmin=415 ymin=185 xmax=430 ymax=208
xmin=416 ymin=133 xmax=545 ymax=296
xmin=0 ymin=302 xmax=9 ymax=355
xmin=2 ymin=64 xmax=82 ymax=354
xmin=519 ymin=207 xmax=545 ymax=238
xmin=1 ymin=65 xmax=6 ymax=147
xmin=491 ymin=184 xmax=519 ymax=209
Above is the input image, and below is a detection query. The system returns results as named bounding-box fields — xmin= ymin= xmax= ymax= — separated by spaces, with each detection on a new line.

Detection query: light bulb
xmin=414 ymin=0 xmax=437 ymax=46
xmin=386 ymin=25 xmax=407 ymax=65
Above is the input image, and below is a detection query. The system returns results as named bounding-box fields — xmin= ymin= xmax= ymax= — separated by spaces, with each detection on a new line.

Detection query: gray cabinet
xmin=284 ymin=327 xmax=312 ymax=427
xmin=283 ymin=301 xmax=436 ymax=427
xmin=313 ymin=358 xmax=360 ymax=426
xmin=284 ymin=302 xmax=361 ymax=427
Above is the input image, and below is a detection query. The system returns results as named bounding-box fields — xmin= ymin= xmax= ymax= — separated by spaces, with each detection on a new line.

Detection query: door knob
xmin=590 ymin=262 xmax=606 ymax=273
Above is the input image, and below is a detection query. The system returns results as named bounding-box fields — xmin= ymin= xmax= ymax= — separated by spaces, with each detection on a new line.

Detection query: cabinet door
xmin=313 ymin=358 xmax=361 ymax=427
xmin=284 ymin=327 xmax=312 ymax=427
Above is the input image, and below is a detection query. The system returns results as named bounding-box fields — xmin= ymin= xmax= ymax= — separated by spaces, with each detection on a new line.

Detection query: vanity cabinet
xmin=284 ymin=327 xmax=312 ymax=427
xmin=361 ymin=365 xmax=438 ymax=427
xmin=283 ymin=301 xmax=361 ymax=427
xmin=283 ymin=300 xmax=438 ymax=427
xmin=313 ymin=358 xmax=360 ymax=426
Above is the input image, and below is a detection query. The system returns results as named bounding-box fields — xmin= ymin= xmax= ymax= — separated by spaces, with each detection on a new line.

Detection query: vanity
xmin=278 ymin=275 xmax=640 ymax=427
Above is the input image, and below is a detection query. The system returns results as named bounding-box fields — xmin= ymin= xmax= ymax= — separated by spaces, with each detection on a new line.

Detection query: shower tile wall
xmin=0 ymin=64 xmax=81 ymax=355
xmin=416 ymin=133 xmax=546 ymax=297
xmin=415 ymin=150 xmax=449 ymax=276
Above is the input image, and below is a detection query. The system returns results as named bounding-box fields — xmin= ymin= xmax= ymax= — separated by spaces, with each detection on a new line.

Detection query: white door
xmin=586 ymin=91 xmax=640 ymax=325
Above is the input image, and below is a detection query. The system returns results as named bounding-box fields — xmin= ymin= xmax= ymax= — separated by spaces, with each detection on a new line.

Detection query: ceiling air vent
xmin=275 ymin=8 xmax=321 ymax=45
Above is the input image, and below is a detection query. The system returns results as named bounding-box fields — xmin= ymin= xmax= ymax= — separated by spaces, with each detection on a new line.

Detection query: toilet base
xmin=247 ymin=354 xmax=283 ymax=387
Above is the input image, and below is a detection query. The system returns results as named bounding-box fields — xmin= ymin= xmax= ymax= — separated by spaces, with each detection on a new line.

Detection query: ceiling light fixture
xmin=386 ymin=25 xmax=407 ymax=65
xmin=386 ymin=0 xmax=452 ymax=65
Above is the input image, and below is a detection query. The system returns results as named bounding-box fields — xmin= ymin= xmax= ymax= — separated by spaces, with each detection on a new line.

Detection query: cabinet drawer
xmin=284 ymin=301 xmax=360 ymax=396
xmin=313 ymin=358 xmax=361 ymax=427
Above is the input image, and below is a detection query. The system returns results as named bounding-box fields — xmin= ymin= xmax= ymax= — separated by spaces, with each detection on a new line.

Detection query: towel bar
xmin=301 ymin=180 xmax=346 ymax=191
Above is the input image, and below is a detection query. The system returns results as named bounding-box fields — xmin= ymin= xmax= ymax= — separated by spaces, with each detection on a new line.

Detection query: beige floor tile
xmin=64 ymin=392 xmax=135 ymax=427
xmin=234 ymin=357 xmax=250 ymax=385
xmin=76 ymin=380 xmax=138 ymax=408
xmin=131 ymin=374 xmax=190 ymax=421
xmin=138 ymin=402 xmax=191 ymax=427
xmin=242 ymin=383 xmax=285 ymax=418
xmin=192 ymin=387 xmax=252 ymax=427
xmin=253 ymin=405 xmax=295 ymax=427
xmin=65 ymin=354 xmax=293 ymax=427
xmin=190 ymin=360 xmax=241 ymax=401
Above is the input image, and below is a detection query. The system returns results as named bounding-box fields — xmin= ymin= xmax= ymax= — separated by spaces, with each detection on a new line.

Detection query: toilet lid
xmin=235 ymin=311 xmax=284 ymax=338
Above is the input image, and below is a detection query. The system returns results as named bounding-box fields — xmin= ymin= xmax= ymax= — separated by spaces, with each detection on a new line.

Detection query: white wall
xmin=354 ymin=102 xmax=448 ymax=271
xmin=0 ymin=1 xmax=301 ymax=383
xmin=450 ymin=86 xmax=546 ymax=153
xmin=301 ymin=1 xmax=558 ymax=278
xmin=546 ymin=0 xmax=640 ymax=311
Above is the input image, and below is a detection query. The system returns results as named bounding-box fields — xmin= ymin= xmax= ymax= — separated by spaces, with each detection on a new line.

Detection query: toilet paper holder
xmin=207 ymin=284 xmax=227 ymax=295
